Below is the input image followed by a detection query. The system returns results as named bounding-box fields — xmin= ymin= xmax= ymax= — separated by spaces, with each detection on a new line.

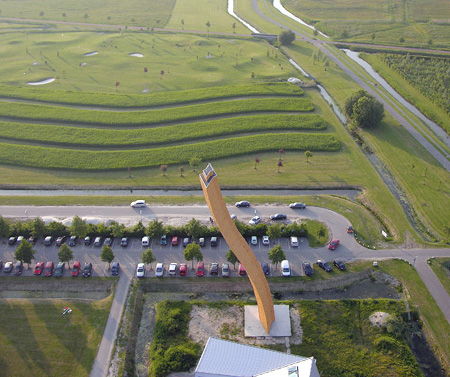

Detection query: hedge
xmin=0 ymin=114 xmax=326 ymax=147
xmin=0 ymin=133 xmax=340 ymax=170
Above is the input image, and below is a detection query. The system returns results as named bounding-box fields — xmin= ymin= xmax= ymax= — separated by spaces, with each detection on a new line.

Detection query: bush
xmin=344 ymin=90 xmax=384 ymax=129
xmin=279 ymin=30 xmax=296 ymax=46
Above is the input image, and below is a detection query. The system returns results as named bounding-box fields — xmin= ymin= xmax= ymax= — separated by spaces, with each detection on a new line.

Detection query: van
xmin=211 ymin=237 xmax=218 ymax=247
xmin=281 ymin=260 xmax=291 ymax=277
xmin=44 ymin=236 xmax=53 ymax=246
xmin=141 ymin=236 xmax=150 ymax=247
xmin=290 ymin=236 xmax=299 ymax=247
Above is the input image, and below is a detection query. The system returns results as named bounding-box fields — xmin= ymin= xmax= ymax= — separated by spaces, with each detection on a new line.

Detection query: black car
xmin=210 ymin=237 xmax=218 ymax=247
xmin=270 ymin=213 xmax=287 ymax=221
xmin=8 ymin=236 xmax=16 ymax=245
xmin=333 ymin=260 xmax=346 ymax=271
xmin=235 ymin=200 xmax=250 ymax=207
xmin=317 ymin=260 xmax=332 ymax=272
xmin=13 ymin=261 xmax=23 ymax=276
xmin=121 ymin=237 xmax=129 ymax=247
xmin=111 ymin=262 xmax=120 ymax=276
xmin=28 ymin=236 xmax=37 ymax=244
xmin=68 ymin=236 xmax=77 ymax=246
xmin=210 ymin=263 xmax=219 ymax=276
xmin=82 ymin=262 xmax=93 ymax=277
xmin=104 ymin=237 xmax=113 ymax=247
xmin=84 ymin=236 xmax=91 ymax=245
xmin=160 ymin=235 xmax=167 ymax=246
xmin=262 ymin=263 xmax=270 ymax=276
xmin=289 ymin=202 xmax=306 ymax=209
xmin=302 ymin=262 xmax=314 ymax=276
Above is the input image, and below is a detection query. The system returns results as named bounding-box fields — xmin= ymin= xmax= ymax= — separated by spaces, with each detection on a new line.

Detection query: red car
xmin=171 ymin=236 xmax=179 ymax=246
xmin=238 ymin=263 xmax=247 ymax=276
xmin=43 ymin=261 xmax=54 ymax=277
xmin=179 ymin=263 xmax=187 ymax=276
xmin=72 ymin=261 xmax=81 ymax=277
xmin=34 ymin=261 xmax=45 ymax=275
xmin=196 ymin=262 xmax=204 ymax=277
xmin=328 ymin=239 xmax=340 ymax=250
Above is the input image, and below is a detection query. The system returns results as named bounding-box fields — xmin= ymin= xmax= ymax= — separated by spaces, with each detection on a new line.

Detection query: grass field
xmin=429 ymin=258 xmax=450 ymax=297
xmin=0 ymin=295 xmax=112 ymax=377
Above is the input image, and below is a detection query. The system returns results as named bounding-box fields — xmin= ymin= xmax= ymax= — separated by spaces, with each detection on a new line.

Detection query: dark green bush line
xmin=0 ymin=82 xmax=303 ymax=108
xmin=0 ymin=114 xmax=325 ymax=147
xmin=0 ymin=98 xmax=313 ymax=127
xmin=336 ymin=44 xmax=450 ymax=59
xmin=0 ymin=133 xmax=340 ymax=170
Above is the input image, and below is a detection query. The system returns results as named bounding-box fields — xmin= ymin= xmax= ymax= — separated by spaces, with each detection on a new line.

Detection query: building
xmin=194 ymin=338 xmax=320 ymax=377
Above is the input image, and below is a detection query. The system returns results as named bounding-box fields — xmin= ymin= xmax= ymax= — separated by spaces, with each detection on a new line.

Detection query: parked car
xmin=84 ymin=236 xmax=91 ymax=245
xmin=55 ymin=236 xmax=66 ymax=246
xmin=333 ymin=260 xmax=346 ymax=271
xmin=262 ymin=236 xmax=269 ymax=246
xmin=8 ymin=236 xmax=16 ymax=245
xmin=111 ymin=262 xmax=120 ymax=276
xmin=94 ymin=237 xmax=103 ymax=247
xmin=136 ymin=263 xmax=145 ymax=278
xmin=82 ymin=262 xmax=92 ymax=277
xmin=249 ymin=216 xmax=261 ymax=225
xmin=196 ymin=261 xmax=204 ymax=277
xmin=55 ymin=262 xmax=65 ymax=277
xmin=222 ymin=263 xmax=230 ymax=277
xmin=169 ymin=263 xmax=178 ymax=276
xmin=317 ymin=260 xmax=332 ymax=272
xmin=104 ymin=237 xmax=113 ymax=247
xmin=17 ymin=236 xmax=24 ymax=244
xmin=262 ymin=263 xmax=270 ymax=276
xmin=183 ymin=238 xmax=190 ymax=247
xmin=210 ymin=263 xmax=219 ymax=276
xmin=28 ymin=236 xmax=37 ymax=244
xmin=179 ymin=263 xmax=187 ymax=276
xmin=4 ymin=261 xmax=13 ymax=273
xmin=68 ymin=236 xmax=77 ymax=246
xmin=302 ymin=262 xmax=314 ymax=276
xmin=289 ymin=202 xmax=306 ymax=209
xmin=160 ymin=235 xmax=167 ymax=246
xmin=72 ymin=261 xmax=81 ymax=277
xmin=328 ymin=239 xmax=340 ymax=250
xmin=238 ymin=263 xmax=247 ymax=276
xmin=251 ymin=236 xmax=258 ymax=245
xmin=14 ymin=261 xmax=23 ymax=276
xmin=121 ymin=237 xmax=129 ymax=247
xmin=44 ymin=236 xmax=53 ymax=246
xmin=43 ymin=261 xmax=54 ymax=277
xmin=141 ymin=236 xmax=150 ymax=247
xmin=290 ymin=236 xmax=299 ymax=247
xmin=230 ymin=214 xmax=237 ymax=220
xmin=235 ymin=200 xmax=250 ymax=207
xmin=34 ymin=261 xmax=45 ymax=275
xmin=346 ymin=226 xmax=354 ymax=234
xmin=130 ymin=200 xmax=146 ymax=208
xmin=270 ymin=213 xmax=287 ymax=221
xmin=210 ymin=237 xmax=218 ymax=247
xmin=199 ymin=237 xmax=205 ymax=247
xmin=281 ymin=260 xmax=291 ymax=277
xmin=155 ymin=263 xmax=164 ymax=277
xmin=171 ymin=236 xmax=179 ymax=246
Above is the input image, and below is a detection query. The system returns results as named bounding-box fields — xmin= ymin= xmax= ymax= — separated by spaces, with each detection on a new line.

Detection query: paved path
xmin=90 ymin=266 xmax=132 ymax=377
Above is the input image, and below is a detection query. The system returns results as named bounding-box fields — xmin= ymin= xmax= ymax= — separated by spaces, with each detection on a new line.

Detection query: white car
xmin=155 ymin=262 xmax=163 ymax=277
xmin=249 ymin=216 xmax=261 ymax=225
xmin=262 ymin=236 xmax=270 ymax=246
xmin=169 ymin=263 xmax=177 ymax=276
xmin=222 ymin=263 xmax=230 ymax=277
xmin=251 ymin=236 xmax=258 ymax=245
xmin=136 ymin=263 xmax=145 ymax=278
xmin=130 ymin=200 xmax=146 ymax=208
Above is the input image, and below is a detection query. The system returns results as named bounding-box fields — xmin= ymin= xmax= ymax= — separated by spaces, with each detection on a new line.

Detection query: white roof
xmin=195 ymin=338 xmax=319 ymax=377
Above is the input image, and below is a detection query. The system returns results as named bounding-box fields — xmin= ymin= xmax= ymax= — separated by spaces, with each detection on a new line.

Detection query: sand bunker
xmin=84 ymin=51 xmax=98 ymax=56
xmin=369 ymin=312 xmax=392 ymax=328
xmin=129 ymin=53 xmax=144 ymax=57
xmin=27 ymin=78 xmax=55 ymax=86
xmin=80 ymin=63 xmax=88 ymax=66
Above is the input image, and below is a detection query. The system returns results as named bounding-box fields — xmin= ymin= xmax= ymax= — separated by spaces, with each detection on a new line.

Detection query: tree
xmin=62 ymin=13 xmax=66 ymax=19
xmin=267 ymin=224 xmax=282 ymax=242
xmin=312 ymin=51 xmax=318 ymax=65
xmin=189 ymin=156 xmax=202 ymax=171
xmin=277 ymin=160 xmax=283 ymax=173
xmin=268 ymin=244 xmax=286 ymax=269
xmin=101 ymin=246 xmax=115 ymax=269
xmin=29 ymin=217 xmax=45 ymax=238
xmin=15 ymin=240 xmax=35 ymax=268
xmin=345 ymin=90 xmax=384 ymax=129
xmin=0 ymin=216 xmax=11 ymax=238
xmin=324 ymin=58 xmax=330 ymax=71
xmin=147 ymin=219 xmax=164 ymax=239
xmin=304 ymin=150 xmax=313 ymax=162
xmin=181 ymin=19 xmax=184 ymax=29
xmin=131 ymin=221 xmax=146 ymax=238
xmin=109 ymin=221 xmax=126 ymax=238
xmin=399 ymin=37 xmax=405 ymax=43
xmin=206 ymin=21 xmax=211 ymax=37
xmin=186 ymin=218 xmax=202 ymax=239
xmin=254 ymin=157 xmax=260 ymax=169
xmin=160 ymin=164 xmax=168 ymax=176
xmin=184 ymin=243 xmax=203 ymax=269
xmin=40 ymin=11 xmax=44 ymax=17
xmin=278 ymin=149 xmax=285 ymax=160
xmin=232 ymin=22 xmax=236 ymax=33
xmin=84 ymin=13 xmax=89 ymax=20
xmin=313 ymin=29 xmax=318 ymax=37
xmin=142 ymin=248 xmax=156 ymax=270
xmin=70 ymin=215 xmax=87 ymax=237
xmin=226 ymin=249 xmax=239 ymax=270
xmin=58 ymin=244 xmax=73 ymax=268
xmin=179 ymin=166 xmax=184 ymax=177
xmin=278 ymin=30 xmax=295 ymax=46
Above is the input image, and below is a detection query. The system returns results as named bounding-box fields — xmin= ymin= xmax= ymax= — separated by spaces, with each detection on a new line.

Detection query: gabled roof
xmin=195 ymin=337 xmax=318 ymax=377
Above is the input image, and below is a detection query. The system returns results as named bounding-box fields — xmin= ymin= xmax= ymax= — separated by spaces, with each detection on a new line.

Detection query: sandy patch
xmin=188 ymin=304 xmax=303 ymax=347
xmin=27 ymin=78 xmax=55 ymax=85
xmin=369 ymin=311 xmax=392 ymax=327
xmin=129 ymin=53 xmax=144 ymax=57
xmin=84 ymin=51 xmax=98 ymax=56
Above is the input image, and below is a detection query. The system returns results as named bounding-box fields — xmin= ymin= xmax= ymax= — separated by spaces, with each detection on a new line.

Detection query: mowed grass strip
xmin=0 ymin=133 xmax=340 ymax=170
xmin=0 ymin=114 xmax=325 ymax=147
xmin=0 ymin=83 xmax=303 ymax=108
xmin=0 ymin=98 xmax=313 ymax=126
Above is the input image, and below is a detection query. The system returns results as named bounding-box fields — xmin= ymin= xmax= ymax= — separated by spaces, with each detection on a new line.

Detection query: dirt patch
xmin=369 ymin=311 xmax=392 ymax=327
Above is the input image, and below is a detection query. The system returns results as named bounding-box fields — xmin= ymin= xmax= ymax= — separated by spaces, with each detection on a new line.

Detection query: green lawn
xmin=0 ymin=296 xmax=112 ymax=377
xmin=429 ymin=258 xmax=450 ymax=298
